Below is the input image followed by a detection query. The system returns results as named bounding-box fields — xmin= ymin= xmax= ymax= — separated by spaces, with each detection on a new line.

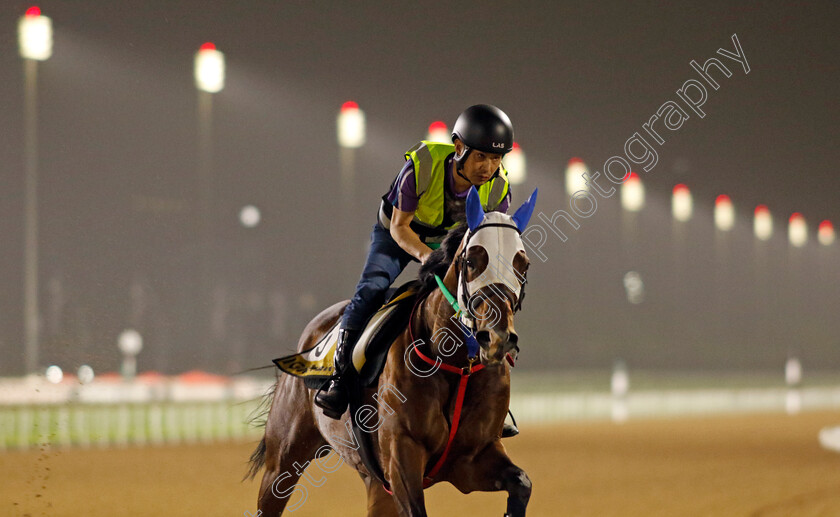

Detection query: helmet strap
xmin=456 ymin=168 xmax=477 ymax=187
xmin=454 ymin=146 xmax=476 ymax=186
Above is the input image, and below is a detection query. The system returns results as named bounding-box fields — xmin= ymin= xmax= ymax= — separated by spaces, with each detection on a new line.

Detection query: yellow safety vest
xmin=405 ymin=141 xmax=509 ymax=232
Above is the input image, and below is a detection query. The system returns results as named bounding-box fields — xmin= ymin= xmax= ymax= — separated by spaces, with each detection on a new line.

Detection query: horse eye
xmin=465 ymin=258 xmax=474 ymax=268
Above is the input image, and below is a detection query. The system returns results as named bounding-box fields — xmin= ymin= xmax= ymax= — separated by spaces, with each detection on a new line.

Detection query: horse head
xmin=456 ymin=186 xmax=537 ymax=366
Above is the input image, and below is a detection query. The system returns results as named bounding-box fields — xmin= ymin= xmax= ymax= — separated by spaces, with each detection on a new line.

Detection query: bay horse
xmin=247 ymin=187 xmax=537 ymax=516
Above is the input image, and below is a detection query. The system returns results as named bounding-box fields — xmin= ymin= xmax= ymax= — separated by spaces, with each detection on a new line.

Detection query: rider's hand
xmin=391 ymin=206 xmax=436 ymax=265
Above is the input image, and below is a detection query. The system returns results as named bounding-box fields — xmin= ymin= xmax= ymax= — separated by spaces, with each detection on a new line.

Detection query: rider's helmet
xmin=451 ymin=104 xmax=514 ymax=171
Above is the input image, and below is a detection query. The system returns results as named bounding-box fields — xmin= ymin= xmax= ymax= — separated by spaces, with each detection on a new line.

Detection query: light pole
xmin=754 ymin=205 xmax=773 ymax=242
xmin=620 ymin=172 xmax=644 ymax=366
xmin=817 ymin=220 xmax=835 ymax=247
xmin=503 ymin=142 xmax=526 ymax=202
xmin=619 ymin=172 xmax=644 ymax=275
xmin=337 ymin=101 xmax=366 ymax=286
xmin=426 ymin=121 xmax=449 ymax=143
xmin=18 ymin=6 xmax=52 ymax=374
xmin=337 ymin=101 xmax=365 ymax=202
xmin=194 ymin=42 xmax=225 ymax=225
xmin=194 ymin=42 xmax=224 ymax=365
xmin=620 ymin=172 xmax=644 ymax=213
xmin=671 ymin=183 xmax=692 ymax=284
xmin=671 ymin=184 xmax=692 ymax=352
xmin=817 ymin=220 xmax=835 ymax=380
xmin=713 ymin=194 xmax=735 ymax=352
xmin=753 ymin=205 xmax=773 ymax=360
xmin=787 ymin=213 xmax=807 ymax=364
xmin=564 ymin=158 xmax=589 ymax=197
xmin=620 ymin=171 xmax=644 ymax=251
xmin=788 ymin=212 xmax=808 ymax=248
xmin=713 ymin=194 xmax=735 ymax=232
xmin=671 ymin=183 xmax=693 ymax=282
xmin=671 ymin=184 xmax=693 ymax=223
xmin=562 ymin=157 xmax=589 ymax=315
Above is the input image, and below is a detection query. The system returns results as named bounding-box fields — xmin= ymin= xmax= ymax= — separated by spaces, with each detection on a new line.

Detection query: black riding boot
xmin=314 ymin=327 xmax=359 ymax=420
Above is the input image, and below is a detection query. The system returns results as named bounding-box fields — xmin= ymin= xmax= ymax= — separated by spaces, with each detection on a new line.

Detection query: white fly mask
xmin=456 ymin=187 xmax=538 ymax=327
xmin=457 ymin=212 xmax=526 ymax=311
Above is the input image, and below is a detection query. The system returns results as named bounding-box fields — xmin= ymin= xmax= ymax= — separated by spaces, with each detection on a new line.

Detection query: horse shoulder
xmin=454 ymin=366 xmax=512 ymax=455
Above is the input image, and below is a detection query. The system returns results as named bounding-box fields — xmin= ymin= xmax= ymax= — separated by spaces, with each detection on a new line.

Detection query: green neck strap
xmin=434 ymin=274 xmax=461 ymax=315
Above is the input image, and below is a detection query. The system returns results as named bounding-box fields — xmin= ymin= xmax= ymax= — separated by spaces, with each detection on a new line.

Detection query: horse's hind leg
xmin=362 ymin=474 xmax=399 ymax=517
xmin=257 ymin=376 xmax=327 ymax=515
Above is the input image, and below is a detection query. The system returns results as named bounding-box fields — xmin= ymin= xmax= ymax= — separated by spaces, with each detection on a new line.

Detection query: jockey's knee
xmin=353 ymin=276 xmax=391 ymax=306
xmin=344 ymin=281 xmax=390 ymax=329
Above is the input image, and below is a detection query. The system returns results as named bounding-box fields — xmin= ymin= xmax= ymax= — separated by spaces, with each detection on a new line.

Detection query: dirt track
xmin=3 ymin=411 xmax=840 ymax=516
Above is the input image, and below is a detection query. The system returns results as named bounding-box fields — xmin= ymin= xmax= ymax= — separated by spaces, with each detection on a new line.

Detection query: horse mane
xmin=417 ymin=224 xmax=468 ymax=298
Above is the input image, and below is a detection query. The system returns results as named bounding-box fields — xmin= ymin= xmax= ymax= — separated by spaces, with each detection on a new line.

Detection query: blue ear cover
xmin=465 ymin=186 xmax=485 ymax=232
xmin=511 ymin=188 xmax=538 ymax=232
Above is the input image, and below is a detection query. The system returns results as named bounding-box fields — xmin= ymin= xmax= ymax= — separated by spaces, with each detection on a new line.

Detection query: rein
xmin=433 ymin=274 xmax=480 ymax=359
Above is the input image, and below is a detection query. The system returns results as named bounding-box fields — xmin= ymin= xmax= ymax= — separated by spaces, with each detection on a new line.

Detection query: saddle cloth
xmin=273 ymin=281 xmax=420 ymax=389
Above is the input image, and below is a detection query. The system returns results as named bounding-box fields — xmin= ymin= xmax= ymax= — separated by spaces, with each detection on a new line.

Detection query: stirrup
xmin=501 ymin=422 xmax=519 ymax=438
xmin=501 ymin=409 xmax=520 ymax=438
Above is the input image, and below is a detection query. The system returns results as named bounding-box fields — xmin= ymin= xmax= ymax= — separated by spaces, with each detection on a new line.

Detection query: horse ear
xmin=465 ymin=186 xmax=485 ymax=232
xmin=511 ymin=188 xmax=538 ymax=232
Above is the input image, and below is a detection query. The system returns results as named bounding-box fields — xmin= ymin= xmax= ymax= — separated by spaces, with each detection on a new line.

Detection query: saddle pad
xmin=272 ymin=322 xmax=339 ymax=389
xmin=273 ymin=281 xmax=420 ymax=390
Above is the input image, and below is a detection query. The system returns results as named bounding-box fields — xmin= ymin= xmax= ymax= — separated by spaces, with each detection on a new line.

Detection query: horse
xmin=246 ymin=187 xmax=537 ymax=516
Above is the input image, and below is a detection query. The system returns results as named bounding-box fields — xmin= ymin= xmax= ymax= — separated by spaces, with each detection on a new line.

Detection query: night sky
xmin=0 ymin=1 xmax=838 ymax=375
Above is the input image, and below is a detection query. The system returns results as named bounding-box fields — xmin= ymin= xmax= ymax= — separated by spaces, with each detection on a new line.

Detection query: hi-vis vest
xmin=379 ymin=141 xmax=509 ymax=239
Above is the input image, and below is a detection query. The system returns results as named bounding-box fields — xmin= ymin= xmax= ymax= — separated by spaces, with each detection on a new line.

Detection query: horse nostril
xmin=475 ymin=330 xmax=491 ymax=347
xmin=508 ymin=332 xmax=519 ymax=348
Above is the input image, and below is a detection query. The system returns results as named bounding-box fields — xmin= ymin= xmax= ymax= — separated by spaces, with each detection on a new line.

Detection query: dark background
xmin=0 ymin=1 xmax=837 ymax=375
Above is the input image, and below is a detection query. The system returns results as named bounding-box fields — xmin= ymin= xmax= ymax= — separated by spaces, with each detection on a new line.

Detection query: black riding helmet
xmin=451 ymin=104 xmax=514 ymax=178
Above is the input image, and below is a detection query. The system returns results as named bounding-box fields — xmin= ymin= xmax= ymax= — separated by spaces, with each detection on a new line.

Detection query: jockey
xmin=315 ymin=105 xmax=518 ymax=436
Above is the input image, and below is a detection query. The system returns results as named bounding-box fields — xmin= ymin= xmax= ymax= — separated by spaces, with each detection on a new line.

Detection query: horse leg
xmin=361 ymin=473 xmax=400 ymax=517
xmin=383 ymin=435 xmax=429 ymax=517
xmin=257 ymin=377 xmax=327 ymax=515
xmin=447 ymin=441 xmax=531 ymax=517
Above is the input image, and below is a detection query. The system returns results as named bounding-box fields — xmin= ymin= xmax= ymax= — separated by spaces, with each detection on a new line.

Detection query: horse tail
xmin=244 ymin=436 xmax=268 ymax=481
xmin=243 ymin=374 xmax=278 ymax=481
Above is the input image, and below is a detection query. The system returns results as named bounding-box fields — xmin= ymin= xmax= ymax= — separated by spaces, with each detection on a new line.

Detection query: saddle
xmin=273 ymin=281 xmax=421 ymax=390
